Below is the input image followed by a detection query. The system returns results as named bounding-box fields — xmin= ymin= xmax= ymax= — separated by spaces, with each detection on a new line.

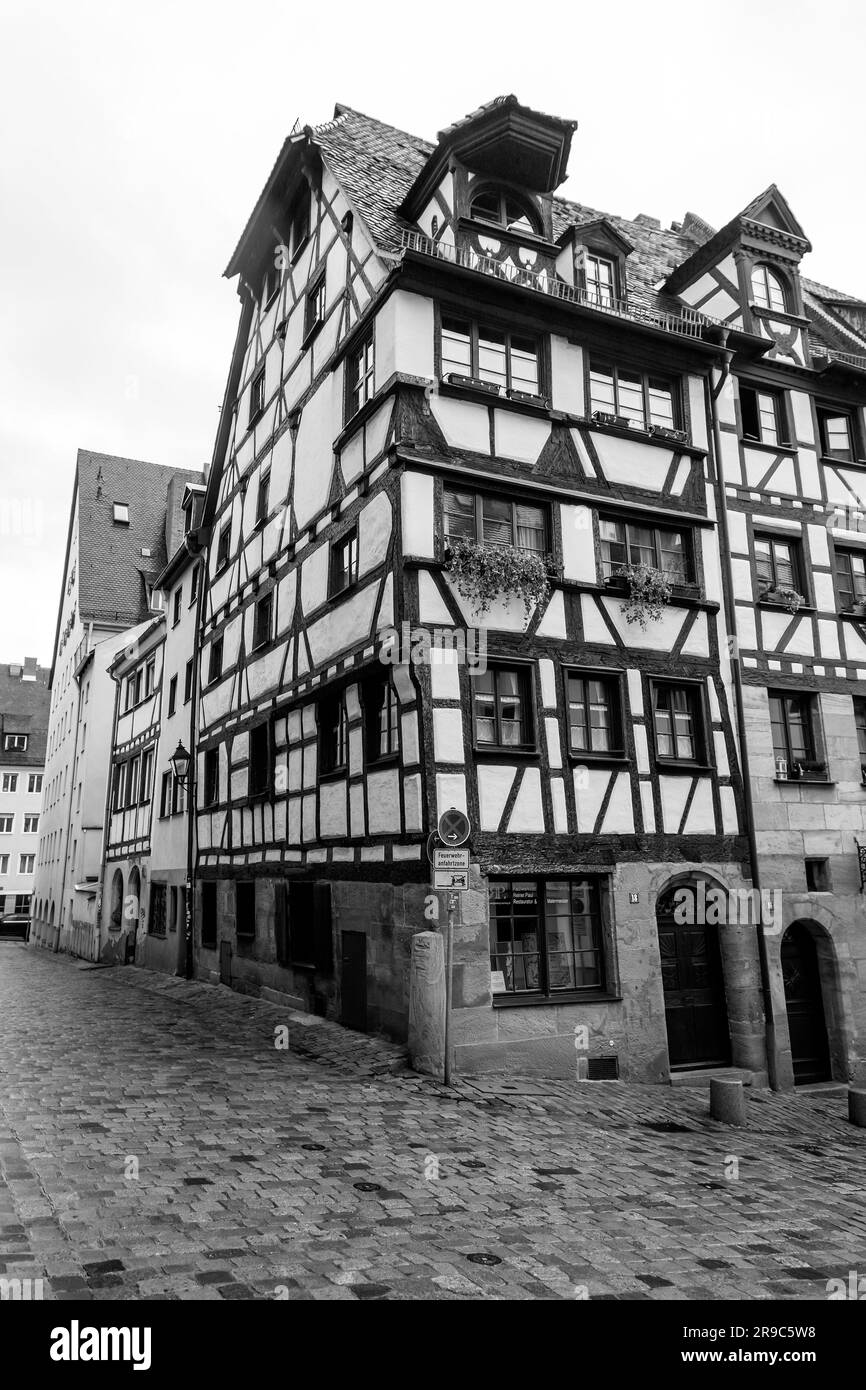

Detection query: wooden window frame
xmin=249 ymin=366 xmax=266 ymax=427
xmin=754 ymin=531 xmax=805 ymax=601
xmin=472 ymin=661 xmax=536 ymax=752
xmin=319 ymin=693 xmax=349 ymax=777
xmin=148 ymin=883 xmax=167 ymax=938
xmin=817 ymin=404 xmax=858 ymax=462
xmin=768 ymin=689 xmax=827 ymax=781
xmin=853 ymin=696 xmax=866 ymax=783
xmin=208 ymin=636 xmax=223 ymax=686
xmin=834 ymin=546 xmax=866 ymax=612
xmin=255 ymin=469 xmax=270 ymax=530
xmin=216 ymin=523 xmax=231 ymax=573
xmin=168 ymin=675 xmax=177 ymax=718
xmin=598 ymin=513 xmax=695 ymax=586
xmin=468 ymin=185 xmax=540 ymax=237
xmin=329 ymin=527 xmax=359 ymax=597
xmin=588 ymin=359 xmax=682 ymax=433
xmin=565 ymin=669 xmax=625 ymax=759
xmin=750 ymin=263 xmax=790 ymax=313
xmin=252 ymin=591 xmax=273 ymax=651
xmin=443 ymin=484 xmax=549 ymax=557
xmin=172 ymin=587 xmax=182 ymax=627
xmin=739 ymin=383 xmax=791 ymax=447
xmin=488 ymin=875 xmax=609 ymax=1001
xmin=363 ymin=671 xmax=400 ymax=765
xmin=249 ymin=721 xmax=271 ymax=797
xmin=304 ymin=269 xmax=326 ymax=341
xmin=440 ymin=314 xmax=544 ymax=399
xmin=649 ymin=678 xmax=708 ymax=768
xmin=346 ymin=331 xmax=375 ymax=421
xmin=203 ymin=748 xmax=219 ymax=806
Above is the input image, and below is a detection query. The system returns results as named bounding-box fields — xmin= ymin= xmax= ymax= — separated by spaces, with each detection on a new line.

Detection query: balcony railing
xmin=813 ymin=347 xmax=866 ymax=371
xmin=400 ymin=229 xmax=713 ymax=339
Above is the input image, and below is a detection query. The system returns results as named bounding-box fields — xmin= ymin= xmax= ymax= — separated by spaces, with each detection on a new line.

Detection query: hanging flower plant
xmin=613 ymin=562 xmax=673 ymax=629
xmin=765 ymin=584 xmax=804 ymax=615
xmin=445 ymin=537 xmax=550 ymax=617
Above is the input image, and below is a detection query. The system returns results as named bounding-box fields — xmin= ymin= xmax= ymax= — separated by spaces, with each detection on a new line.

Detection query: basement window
xmin=805 ymin=858 xmax=831 ymax=892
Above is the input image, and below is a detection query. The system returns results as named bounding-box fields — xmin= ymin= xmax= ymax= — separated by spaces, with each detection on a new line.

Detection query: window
xmin=305 ymin=271 xmax=326 ymax=337
xmin=236 ymin=881 xmax=256 ymax=939
xmin=145 ymin=660 xmax=155 ymax=697
xmin=249 ymin=367 xmax=266 ymax=424
xmin=330 ymin=529 xmax=359 ymax=596
xmin=201 ymin=881 xmax=218 ymax=949
xmin=112 ymin=763 xmax=126 ymax=811
xmin=441 ymin=317 xmax=540 ymax=396
xmin=134 ymin=668 xmax=143 ymax=704
xmin=290 ymin=193 xmax=309 ymax=259
xmin=599 ymin=516 xmax=691 ymax=583
xmin=589 ymin=361 xmax=679 ymax=432
xmin=249 ymin=722 xmax=270 ymax=795
xmin=474 ymin=666 xmax=533 ymax=748
xmin=4 ymin=734 xmax=27 ymax=752
xmin=751 ymin=264 xmax=788 ymax=312
xmin=190 ymin=565 xmax=199 ymax=604
xmin=262 ymin=258 xmax=281 ymax=305
xmin=805 ymin=858 xmax=831 ymax=892
xmin=15 ymin=893 xmax=30 ymax=914
xmin=444 ymin=487 xmax=546 ymax=556
xmin=23 ymin=815 xmax=39 ymax=833
xmin=113 ymin=502 xmax=130 ymax=525
xmin=184 ymin=658 xmax=194 ymax=703
xmin=253 ymin=592 xmax=273 ymax=650
xmin=255 ymin=470 xmax=270 ymax=529
xmin=149 ymin=883 xmax=167 ymax=937
xmin=585 ymin=253 xmax=617 ymax=307
xmin=320 ymin=694 xmax=349 ymax=775
xmin=168 ymin=675 xmax=177 ymax=717
xmin=126 ymin=756 xmax=140 ymax=806
xmin=739 ymin=385 xmax=789 ymax=446
xmin=159 ymin=771 xmax=172 ymax=818
xmin=835 ymin=548 xmax=866 ymax=611
xmin=755 ymin=532 xmax=803 ymax=599
xmin=0 ymin=854 xmax=8 ymax=872
xmin=172 ymin=587 xmax=182 ymax=626
xmin=125 ymin=676 xmax=135 ymax=711
xmin=19 ymin=854 xmax=35 ymax=874
xmin=280 ymin=881 xmax=334 ymax=971
xmin=208 ymin=637 xmax=223 ymax=685
xmin=203 ymin=748 xmax=219 ymax=806
xmin=469 ymin=187 xmax=538 ymax=235
xmin=567 ymin=673 xmax=622 ymax=756
xmin=28 ymin=775 xmax=42 ymax=794
xmin=817 ymin=406 xmax=855 ymax=461
xmin=347 ymin=332 xmax=374 ymax=419
xmin=364 ymin=673 xmax=399 ymax=762
xmin=652 ymin=682 xmax=704 ymax=763
xmin=769 ymin=690 xmax=826 ymax=778
xmin=855 ymin=697 xmax=866 ymax=783
xmin=489 ymin=877 xmax=606 ymax=997
xmin=140 ymin=749 xmax=153 ymax=803
xmin=2 ymin=773 xmax=18 ymax=793
xmin=171 ymin=771 xmax=186 ymax=816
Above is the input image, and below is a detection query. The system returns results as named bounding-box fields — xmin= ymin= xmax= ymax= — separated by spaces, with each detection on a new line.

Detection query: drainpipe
xmin=184 ymin=539 xmax=204 ymax=980
xmin=705 ymin=335 xmax=779 ymax=1090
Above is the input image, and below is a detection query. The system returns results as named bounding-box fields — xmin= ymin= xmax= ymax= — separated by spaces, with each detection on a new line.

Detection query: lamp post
xmin=169 ymin=740 xmax=194 ymax=980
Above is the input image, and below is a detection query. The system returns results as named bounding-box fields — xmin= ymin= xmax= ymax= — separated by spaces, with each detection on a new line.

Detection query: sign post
xmin=433 ymin=809 xmax=471 ymax=1086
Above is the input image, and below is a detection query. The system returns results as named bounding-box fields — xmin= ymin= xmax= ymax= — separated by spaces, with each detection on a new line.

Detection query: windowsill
xmin=493 ymin=991 xmax=622 ymax=1009
xmin=567 ymin=752 xmax=629 ymax=767
xmin=328 ymin=581 xmax=359 ymax=602
xmin=302 ymin=319 xmax=324 ymax=350
xmin=741 ymin=437 xmax=795 ymax=455
xmin=318 ymin=767 xmax=348 ymax=783
xmin=584 ymin=416 xmax=696 ymax=452
xmin=248 ymin=788 xmax=270 ymax=802
xmin=251 ymin=639 xmax=272 ymax=655
xmin=473 ymin=744 xmax=538 ymax=759
xmin=366 ymin=753 xmax=400 ymax=770
xmin=438 ymin=379 xmax=550 ymax=415
xmin=655 ymin=761 xmax=714 ymax=776
xmin=775 ymin=777 xmax=834 ymax=786
xmin=757 ymin=598 xmax=813 ymax=613
xmin=820 ymin=454 xmax=866 ymax=468
xmin=840 ymin=609 xmax=866 ymax=621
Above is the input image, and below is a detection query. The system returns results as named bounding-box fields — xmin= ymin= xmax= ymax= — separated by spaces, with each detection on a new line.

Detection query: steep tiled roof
xmin=0 ymin=662 xmax=50 ymax=767
xmin=74 ymin=451 xmax=203 ymax=626
xmin=301 ymin=105 xmax=866 ymax=352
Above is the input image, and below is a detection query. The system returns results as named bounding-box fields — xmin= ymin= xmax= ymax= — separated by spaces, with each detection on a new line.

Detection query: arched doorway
xmin=109 ymin=870 xmax=124 ymax=929
xmin=781 ymin=922 xmax=831 ymax=1084
xmin=657 ymin=877 xmax=731 ymax=1070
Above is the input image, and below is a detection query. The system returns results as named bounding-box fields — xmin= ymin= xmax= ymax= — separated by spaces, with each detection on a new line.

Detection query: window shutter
xmin=313 ymin=883 xmax=334 ymax=974
xmin=274 ymin=880 xmax=289 ymax=966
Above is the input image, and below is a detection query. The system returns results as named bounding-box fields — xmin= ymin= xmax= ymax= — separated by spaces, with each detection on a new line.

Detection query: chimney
xmin=22 ymin=656 xmax=37 ymax=682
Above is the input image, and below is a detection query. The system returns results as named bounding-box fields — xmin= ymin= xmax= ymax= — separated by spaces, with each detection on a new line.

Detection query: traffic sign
xmin=433 ymin=848 xmax=469 ymax=871
xmin=438 ymin=806 xmax=471 ymax=846
xmin=434 ymin=868 xmax=469 ymax=891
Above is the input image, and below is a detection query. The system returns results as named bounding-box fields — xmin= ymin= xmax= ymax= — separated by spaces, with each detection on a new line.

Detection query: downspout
xmin=97 ymin=659 xmax=123 ymax=963
xmin=57 ymin=655 xmax=84 ymax=954
xmin=184 ymin=540 xmax=204 ymax=980
xmin=705 ymin=335 xmax=779 ymax=1090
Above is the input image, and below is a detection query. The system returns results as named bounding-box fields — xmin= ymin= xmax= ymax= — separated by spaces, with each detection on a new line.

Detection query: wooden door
xmin=340 ymin=931 xmax=367 ymax=1032
xmin=658 ymin=892 xmax=730 ymax=1069
xmin=782 ymin=923 xmax=831 ymax=1084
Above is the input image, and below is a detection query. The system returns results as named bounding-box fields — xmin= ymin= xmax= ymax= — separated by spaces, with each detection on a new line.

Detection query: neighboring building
xmin=99 ymin=483 xmax=205 ymax=972
xmin=31 ymin=451 xmax=203 ymax=959
xmin=0 ymin=659 xmax=49 ymax=923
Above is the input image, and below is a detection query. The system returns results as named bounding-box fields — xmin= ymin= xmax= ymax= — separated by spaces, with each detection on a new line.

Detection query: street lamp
xmin=168 ymin=740 xmax=194 ymax=980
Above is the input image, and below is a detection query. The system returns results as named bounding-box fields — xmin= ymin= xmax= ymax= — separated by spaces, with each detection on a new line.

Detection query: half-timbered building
xmin=194 ymin=96 xmax=866 ymax=1086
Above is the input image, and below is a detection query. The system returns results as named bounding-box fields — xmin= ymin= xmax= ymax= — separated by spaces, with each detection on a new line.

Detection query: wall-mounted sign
xmin=434 ymin=868 xmax=469 ymax=891
xmin=490 ymin=970 xmax=506 ymax=994
xmin=433 ymin=848 xmax=469 ymax=872
xmin=438 ymin=807 xmax=471 ymax=846
xmin=629 ymin=891 xmax=639 ymax=904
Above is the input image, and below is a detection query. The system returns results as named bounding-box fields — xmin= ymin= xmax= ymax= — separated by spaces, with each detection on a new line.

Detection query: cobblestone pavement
xmin=1 ymin=943 xmax=864 ymax=1302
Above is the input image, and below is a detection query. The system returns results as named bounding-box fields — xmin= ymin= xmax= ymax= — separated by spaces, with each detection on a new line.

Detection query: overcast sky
xmin=1 ymin=0 xmax=863 ymax=668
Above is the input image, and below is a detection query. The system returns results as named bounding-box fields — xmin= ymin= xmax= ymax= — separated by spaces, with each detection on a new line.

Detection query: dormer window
xmin=751 ymin=264 xmax=789 ymax=313
xmin=470 ymin=186 xmax=539 ymax=236
xmin=585 ymin=253 xmax=617 ymax=308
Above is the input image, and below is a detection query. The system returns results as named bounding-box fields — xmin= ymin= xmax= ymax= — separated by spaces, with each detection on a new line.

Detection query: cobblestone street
xmin=1 ymin=942 xmax=864 ymax=1302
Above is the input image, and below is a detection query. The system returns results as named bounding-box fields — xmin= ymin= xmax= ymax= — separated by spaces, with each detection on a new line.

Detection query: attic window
xmin=113 ymin=503 xmax=130 ymax=525
xmin=585 ymin=253 xmax=617 ymax=308
xmin=751 ymin=264 xmax=788 ymax=313
xmin=470 ymin=187 xmax=539 ymax=236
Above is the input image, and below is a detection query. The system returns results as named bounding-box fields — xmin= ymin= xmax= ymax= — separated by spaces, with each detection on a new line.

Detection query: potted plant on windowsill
xmin=591 ymin=410 xmax=630 ymax=429
xmin=612 ymin=563 xmax=673 ymax=630
xmin=791 ymin=758 xmax=827 ymax=781
xmin=760 ymin=583 xmax=804 ymax=614
xmin=444 ymin=537 xmax=550 ymax=617
xmin=843 ymin=600 xmax=866 ymax=619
